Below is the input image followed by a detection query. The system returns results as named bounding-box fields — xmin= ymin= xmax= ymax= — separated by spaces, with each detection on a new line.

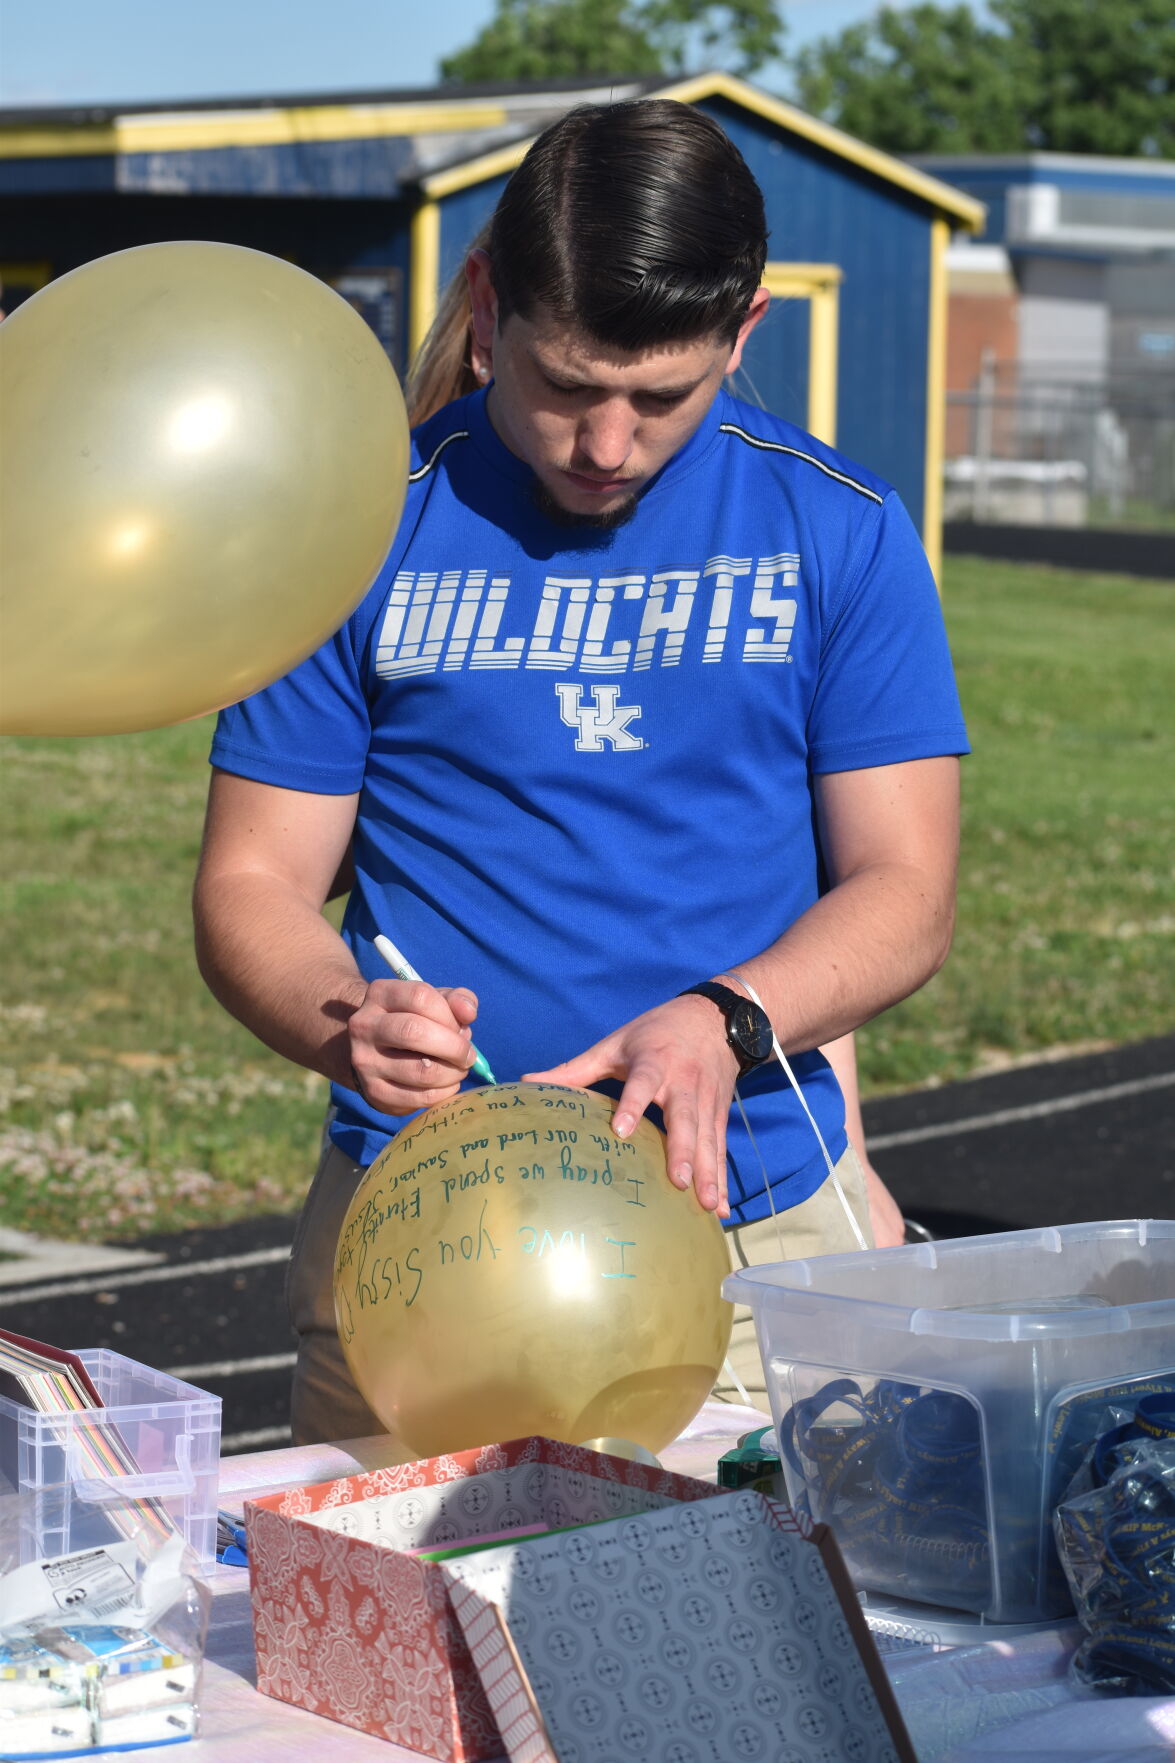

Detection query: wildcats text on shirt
xmin=373 ymin=553 xmax=802 ymax=680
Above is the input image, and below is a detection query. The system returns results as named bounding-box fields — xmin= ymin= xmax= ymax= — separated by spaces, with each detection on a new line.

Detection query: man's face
xmin=466 ymin=254 xmax=767 ymax=526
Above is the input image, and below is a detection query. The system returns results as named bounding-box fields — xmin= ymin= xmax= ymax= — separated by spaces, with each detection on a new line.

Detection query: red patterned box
xmin=243 ymin=1436 xmax=721 ymax=1761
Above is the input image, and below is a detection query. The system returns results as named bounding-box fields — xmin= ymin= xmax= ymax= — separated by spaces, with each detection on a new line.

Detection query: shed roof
xmin=418 ymin=72 xmax=983 ymax=227
xmin=0 ymin=70 xmax=984 ymax=229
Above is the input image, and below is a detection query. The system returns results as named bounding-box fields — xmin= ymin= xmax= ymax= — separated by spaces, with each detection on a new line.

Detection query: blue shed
xmin=0 ymin=72 xmax=981 ymax=575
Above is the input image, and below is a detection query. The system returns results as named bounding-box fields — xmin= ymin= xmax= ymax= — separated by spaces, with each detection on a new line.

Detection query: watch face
xmin=731 ymin=999 xmax=773 ymax=1065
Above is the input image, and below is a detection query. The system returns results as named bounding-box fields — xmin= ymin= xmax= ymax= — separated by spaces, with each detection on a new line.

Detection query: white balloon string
xmin=721 ymin=1354 xmax=755 ymax=1411
xmin=733 ymin=1082 xmax=787 ymax=1265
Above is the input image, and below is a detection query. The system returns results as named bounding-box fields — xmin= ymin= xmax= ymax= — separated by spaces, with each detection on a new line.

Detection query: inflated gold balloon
xmin=333 ymin=1082 xmax=733 ymax=1463
xmin=0 ymin=241 xmax=408 ymax=735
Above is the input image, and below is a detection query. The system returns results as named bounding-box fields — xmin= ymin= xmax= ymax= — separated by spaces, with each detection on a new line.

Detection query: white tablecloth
xmin=154 ymin=1406 xmax=1175 ymax=1761
xmin=889 ymin=1627 xmax=1175 ymax=1761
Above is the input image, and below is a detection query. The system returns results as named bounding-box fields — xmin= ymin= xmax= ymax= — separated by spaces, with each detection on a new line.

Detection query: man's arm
xmin=192 ymin=769 xmax=479 ymax=1112
xmin=526 ymin=755 xmax=960 ymax=1217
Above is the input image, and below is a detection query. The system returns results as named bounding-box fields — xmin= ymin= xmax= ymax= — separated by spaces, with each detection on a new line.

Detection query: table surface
xmin=119 ymin=1405 xmax=1175 ymax=1763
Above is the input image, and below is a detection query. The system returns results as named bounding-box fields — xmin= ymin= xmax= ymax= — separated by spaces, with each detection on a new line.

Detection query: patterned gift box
xmin=443 ymin=1488 xmax=916 ymax=1763
xmin=243 ymin=1435 xmax=722 ymax=1761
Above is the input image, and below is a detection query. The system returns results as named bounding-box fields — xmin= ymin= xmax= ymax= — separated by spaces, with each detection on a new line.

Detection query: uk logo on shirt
xmin=555 ymin=684 xmax=645 ymax=751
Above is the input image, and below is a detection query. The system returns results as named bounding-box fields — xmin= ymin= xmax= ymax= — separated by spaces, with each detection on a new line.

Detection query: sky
xmin=0 ymin=0 xmax=908 ymax=110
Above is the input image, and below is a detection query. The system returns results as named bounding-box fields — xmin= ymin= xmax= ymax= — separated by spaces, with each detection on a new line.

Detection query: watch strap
xmin=678 ymin=980 xmax=747 ymax=1015
xmin=677 ymin=981 xmax=773 ymax=1075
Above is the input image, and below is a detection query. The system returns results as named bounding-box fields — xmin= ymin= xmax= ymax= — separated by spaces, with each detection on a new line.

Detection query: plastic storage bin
xmin=0 ymin=1349 xmax=221 ymax=1567
xmin=724 ymin=1219 xmax=1175 ymax=1623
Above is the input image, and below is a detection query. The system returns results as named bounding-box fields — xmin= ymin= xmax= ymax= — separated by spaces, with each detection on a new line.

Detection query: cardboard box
xmin=244 ymin=1436 xmax=722 ymax=1762
xmin=444 ymin=1488 xmax=915 ymax=1763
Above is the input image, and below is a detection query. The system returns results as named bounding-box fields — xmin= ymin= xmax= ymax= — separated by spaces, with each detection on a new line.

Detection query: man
xmin=194 ymin=100 xmax=967 ymax=1443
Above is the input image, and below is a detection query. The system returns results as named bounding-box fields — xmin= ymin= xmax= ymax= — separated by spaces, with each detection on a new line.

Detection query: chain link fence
xmin=945 ymin=352 xmax=1175 ymax=533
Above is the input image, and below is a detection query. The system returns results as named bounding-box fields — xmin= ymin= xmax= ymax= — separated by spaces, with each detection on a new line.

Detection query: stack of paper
xmin=0 ymin=1328 xmax=176 ymax=1549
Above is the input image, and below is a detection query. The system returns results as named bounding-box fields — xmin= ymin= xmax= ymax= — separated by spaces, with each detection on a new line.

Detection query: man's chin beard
xmin=530 ymin=476 xmax=640 ymax=532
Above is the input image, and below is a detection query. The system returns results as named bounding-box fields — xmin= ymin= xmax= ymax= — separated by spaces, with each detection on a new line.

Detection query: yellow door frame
xmin=760 ymin=263 xmax=842 ymax=447
xmin=923 ymin=217 xmax=950 ymax=585
xmin=408 ymin=202 xmax=442 ymax=361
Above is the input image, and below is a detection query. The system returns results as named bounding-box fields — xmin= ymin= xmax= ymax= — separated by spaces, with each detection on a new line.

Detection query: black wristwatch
xmin=677 ymin=981 xmax=774 ymax=1076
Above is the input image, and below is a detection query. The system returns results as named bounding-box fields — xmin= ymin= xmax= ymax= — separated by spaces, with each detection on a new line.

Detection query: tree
xmin=439 ymin=0 xmax=784 ymax=85
xmin=995 ymin=0 xmax=1175 ymax=157
xmin=792 ymin=6 xmax=1027 ymax=155
xmin=792 ymin=0 xmax=1175 ymax=158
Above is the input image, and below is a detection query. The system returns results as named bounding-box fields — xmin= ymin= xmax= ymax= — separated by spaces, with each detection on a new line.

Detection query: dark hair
xmin=488 ymin=99 xmax=767 ymax=350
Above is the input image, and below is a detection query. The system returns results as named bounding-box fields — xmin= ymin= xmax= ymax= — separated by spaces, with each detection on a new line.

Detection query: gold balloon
xmin=0 ymin=241 xmax=408 ymax=735
xmin=333 ymin=1082 xmax=733 ymax=1463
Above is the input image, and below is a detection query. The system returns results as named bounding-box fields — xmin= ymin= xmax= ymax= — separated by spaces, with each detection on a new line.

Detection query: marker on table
xmin=373 ymin=933 xmax=497 ymax=1085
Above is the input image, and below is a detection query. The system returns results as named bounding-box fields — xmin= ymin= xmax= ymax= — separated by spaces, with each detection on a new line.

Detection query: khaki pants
xmin=713 ymin=1145 xmax=874 ymax=1416
xmin=286 ymin=1140 xmax=382 ymax=1446
xmin=286 ymin=1137 xmax=873 ymax=1446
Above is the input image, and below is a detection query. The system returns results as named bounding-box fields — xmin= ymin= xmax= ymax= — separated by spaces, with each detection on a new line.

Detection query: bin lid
xmin=722 ymin=1219 xmax=1175 ymax=1342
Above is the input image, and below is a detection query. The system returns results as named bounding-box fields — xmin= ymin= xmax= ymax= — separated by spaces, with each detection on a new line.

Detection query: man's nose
xmin=577 ymin=400 xmax=636 ymax=473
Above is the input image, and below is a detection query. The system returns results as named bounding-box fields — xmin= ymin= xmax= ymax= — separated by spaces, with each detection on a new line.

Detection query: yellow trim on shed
xmin=0 ymin=102 xmax=508 ymax=160
xmin=923 ymin=216 xmax=951 ymax=584
xmin=421 ymin=139 xmax=533 ymax=200
xmin=0 ymin=124 xmax=118 ymax=158
xmin=761 ymin=264 xmax=842 ymax=446
xmin=664 ymin=72 xmax=985 ymax=230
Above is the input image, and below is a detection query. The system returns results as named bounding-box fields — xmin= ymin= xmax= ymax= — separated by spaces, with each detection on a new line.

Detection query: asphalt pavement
xmin=2 ymin=1033 xmax=1171 ymax=1455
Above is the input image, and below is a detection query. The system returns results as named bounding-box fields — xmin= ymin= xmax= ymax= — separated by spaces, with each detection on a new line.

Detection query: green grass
xmin=0 ymin=722 xmax=336 ymax=1240
xmin=1087 ymin=496 xmax=1175 ymax=533
xmin=1 ymin=556 xmax=1172 ymax=1241
xmin=856 ymin=555 xmax=1175 ymax=1091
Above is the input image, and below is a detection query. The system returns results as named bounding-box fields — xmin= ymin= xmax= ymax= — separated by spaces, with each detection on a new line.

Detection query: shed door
xmin=727 ymin=263 xmax=842 ymax=445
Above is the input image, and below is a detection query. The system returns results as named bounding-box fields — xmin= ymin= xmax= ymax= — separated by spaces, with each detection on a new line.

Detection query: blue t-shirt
xmin=210 ymin=387 xmax=968 ymax=1224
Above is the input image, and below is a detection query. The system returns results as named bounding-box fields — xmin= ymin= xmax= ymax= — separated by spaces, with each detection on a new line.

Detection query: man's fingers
xmin=649 ymin=1073 xmax=720 ymax=1209
xmin=366 ymin=977 xmax=475 ymax=1030
xmin=356 ymin=1012 xmax=474 ymax=1085
xmin=523 ymin=1042 xmax=620 ymax=1092
xmin=680 ymin=1091 xmax=729 ymax=1217
xmin=353 ymin=1067 xmax=467 ymax=1116
xmin=611 ymin=1059 xmax=667 ymax=1147
xmin=530 ymin=1001 xmax=737 ymax=1218
xmin=437 ymin=985 xmax=480 ymax=1026
xmin=658 ymin=1079 xmax=700 ymax=1193
xmin=350 ymin=978 xmax=480 ymax=1112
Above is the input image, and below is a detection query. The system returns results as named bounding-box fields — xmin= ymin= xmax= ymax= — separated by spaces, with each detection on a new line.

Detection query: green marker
xmin=373 ymin=933 xmax=497 ymax=1084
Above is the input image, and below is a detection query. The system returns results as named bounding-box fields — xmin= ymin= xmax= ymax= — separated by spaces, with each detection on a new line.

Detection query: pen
xmin=216 ymin=1509 xmax=248 ymax=1566
xmin=373 ymin=932 xmax=497 ymax=1085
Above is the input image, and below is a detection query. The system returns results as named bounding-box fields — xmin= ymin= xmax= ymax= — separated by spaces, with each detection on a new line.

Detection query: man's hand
xmin=348 ymin=979 xmax=480 ymax=1115
xmin=525 ymin=994 xmax=738 ymax=1217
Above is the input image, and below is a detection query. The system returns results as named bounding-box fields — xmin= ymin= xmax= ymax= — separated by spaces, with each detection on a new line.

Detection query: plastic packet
xmin=1054 ymin=1395 xmax=1175 ymax=1696
xmin=779 ymin=1375 xmax=992 ymax=1608
xmin=0 ymin=1489 xmax=209 ymax=1757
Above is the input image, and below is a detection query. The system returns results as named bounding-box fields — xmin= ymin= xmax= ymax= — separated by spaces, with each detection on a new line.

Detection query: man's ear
xmin=465 ymin=249 xmax=498 ymax=355
xmin=724 ymin=287 xmax=770 ymax=377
